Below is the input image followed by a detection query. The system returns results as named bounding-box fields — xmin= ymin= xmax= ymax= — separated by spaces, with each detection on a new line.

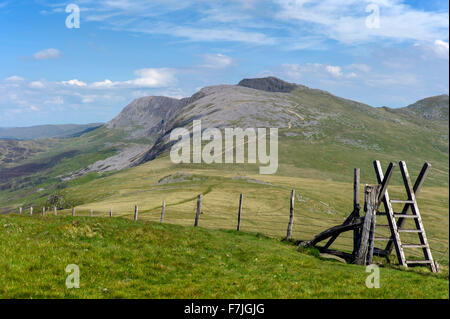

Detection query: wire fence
xmin=14 ymin=191 xmax=449 ymax=266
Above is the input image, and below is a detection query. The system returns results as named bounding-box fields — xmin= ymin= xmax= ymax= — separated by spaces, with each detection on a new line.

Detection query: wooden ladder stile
xmin=374 ymin=161 xmax=407 ymax=268
xmin=397 ymin=161 xmax=436 ymax=272
xmin=374 ymin=161 xmax=436 ymax=273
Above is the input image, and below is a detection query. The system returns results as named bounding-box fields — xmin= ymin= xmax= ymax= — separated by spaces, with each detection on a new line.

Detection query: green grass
xmin=0 ymin=214 xmax=448 ymax=299
xmin=41 ymin=155 xmax=448 ymax=267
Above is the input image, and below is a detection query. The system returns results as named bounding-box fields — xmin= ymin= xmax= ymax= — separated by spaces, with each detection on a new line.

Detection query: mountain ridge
xmin=0 ymin=76 xmax=448 ymax=211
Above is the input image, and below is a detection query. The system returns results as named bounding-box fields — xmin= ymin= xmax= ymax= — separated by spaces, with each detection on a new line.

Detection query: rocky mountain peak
xmin=237 ymin=76 xmax=299 ymax=93
xmin=106 ymin=96 xmax=184 ymax=129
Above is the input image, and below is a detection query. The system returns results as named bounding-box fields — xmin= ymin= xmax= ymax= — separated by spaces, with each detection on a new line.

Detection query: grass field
xmin=0 ymin=214 xmax=448 ymax=299
xmin=18 ymin=154 xmax=447 ymax=269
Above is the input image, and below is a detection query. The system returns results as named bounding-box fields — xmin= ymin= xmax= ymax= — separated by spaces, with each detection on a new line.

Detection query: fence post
xmin=194 ymin=194 xmax=202 ymax=227
xmin=160 ymin=200 xmax=165 ymax=223
xmin=109 ymin=208 xmax=112 ymax=217
xmin=237 ymin=194 xmax=243 ymax=231
xmin=353 ymin=168 xmax=361 ymax=255
xmin=90 ymin=209 xmax=93 ymax=217
xmin=286 ymin=189 xmax=295 ymax=240
xmin=19 ymin=206 xmax=22 ymax=214
xmin=72 ymin=207 xmax=75 ymax=217
xmin=54 ymin=206 xmax=57 ymax=216
xmin=42 ymin=207 xmax=45 ymax=216
xmin=355 ymin=184 xmax=380 ymax=265
xmin=134 ymin=205 xmax=138 ymax=221
xmin=30 ymin=206 xmax=33 ymax=215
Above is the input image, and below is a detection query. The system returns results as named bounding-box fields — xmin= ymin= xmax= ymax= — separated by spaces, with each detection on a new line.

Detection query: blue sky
xmin=0 ymin=0 xmax=448 ymax=127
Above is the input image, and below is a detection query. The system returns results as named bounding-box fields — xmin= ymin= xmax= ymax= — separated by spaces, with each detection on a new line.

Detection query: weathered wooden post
xmin=19 ymin=206 xmax=22 ymax=214
xmin=160 ymin=200 xmax=165 ymax=223
xmin=237 ymin=194 xmax=243 ymax=231
xmin=355 ymin=184 xmax=380 ymax=265
xmin=134 ymin=205 xmax=139 ymax=221
xmin=286 ymin=189 xmax=295 ymax=240
xmin=109 ymin=208 xmax=112 ymax=217
xmin=194 ymin=194 xmax=202 ymax=227
xmin=30 ymin=206 xmax=33 ymax=215
xmin=72 ymin=207 xmax=75 ymax=217
xmin=42 ymin=207 xmax=45 ymax=216
xmin=353 ymin=168 xmax=361 ymax=255
xmin=54 ymin=206 xmax=57 ymax=216
xmin=90 ymin=209 xmax=93 ymax=217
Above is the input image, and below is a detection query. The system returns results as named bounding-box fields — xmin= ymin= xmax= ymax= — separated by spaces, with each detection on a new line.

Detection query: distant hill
xmin=0 ymin=123 xmax=104 ymax=140
xmin=0 ymin=77 xmax=448 ymax=210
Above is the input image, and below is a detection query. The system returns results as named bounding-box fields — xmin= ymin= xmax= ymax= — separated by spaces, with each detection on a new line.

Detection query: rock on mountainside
xmin=400 ymin=94 xmax=449 ymax=121
xmin=106 ymin=96 xmax=185 ymax=138
xmin=238 ymin=76 xmax=300 ymax=93
xmin=100 ymin=77 xmax=449 ymax=165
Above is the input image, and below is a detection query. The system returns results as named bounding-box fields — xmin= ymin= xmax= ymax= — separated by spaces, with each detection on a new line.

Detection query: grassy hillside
xmin=15 ymin=154 xmax=448 ymax=267
xmin=0 ymin=214 xmax=447 ymax=299
xmin=0 ymin=79 xmax=447 ymax=279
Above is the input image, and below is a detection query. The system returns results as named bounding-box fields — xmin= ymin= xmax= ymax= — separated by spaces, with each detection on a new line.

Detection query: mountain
xmin=0 ymin=77 xmax=448 ymax=212
xmin=399 ymin=94 xmax=449 ymax=122
xmin=238 ymin=76 xmax=300 ymax=92
xmin=0 ymin=123 xmax=104 ymax=140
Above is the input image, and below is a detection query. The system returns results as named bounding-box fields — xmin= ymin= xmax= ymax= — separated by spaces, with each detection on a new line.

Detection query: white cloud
xmin=348 ymin=64 xmax=371 ymax=73
xmin=4 ymin=75 xmax=25 ymax=82
xmin=326 ymin=65 xmax=343 ymax=77
xmin=44 ymin=96 xmax=64 ymax=105
xmin=433 ymin=40 xmax=449 ymax=59
xmin=62 ymin=79 xmax=87 ymax=87
xmin=29 ymin=81 xmax=45 ymax=88
xmin=202 ymin=54 xmax=235 ymax=69
xmin=33 ymin=48 xmax=61 ymax=60
xmin=125 ymin=68 xmax=176 ymax=88
xmin=274 ymin=0 xmax=449 ymax=44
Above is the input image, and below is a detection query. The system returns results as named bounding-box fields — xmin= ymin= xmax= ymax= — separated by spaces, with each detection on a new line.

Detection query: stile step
xmin=398 ymin=229 xmax=422 ymax=233
xmin=390 ymin=199 xmax=414 ymax=204
xmin=402 ymin=244 xmax=427 ymax=248
xmin=374 ymin=237 xmax=392 ymax=241
xmin=405 ymin=260 xmax=433 ymax=265
xmin=393 ymin=214 xmax=419 ymax=218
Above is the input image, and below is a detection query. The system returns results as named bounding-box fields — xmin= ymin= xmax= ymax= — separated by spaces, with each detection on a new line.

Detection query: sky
xmin=0 ymin=0 xmax=448 ymax=127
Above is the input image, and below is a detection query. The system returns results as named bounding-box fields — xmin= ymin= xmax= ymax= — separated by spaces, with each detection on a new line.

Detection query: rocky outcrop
xmin=237 ymin=76 xmax=300 ymax=93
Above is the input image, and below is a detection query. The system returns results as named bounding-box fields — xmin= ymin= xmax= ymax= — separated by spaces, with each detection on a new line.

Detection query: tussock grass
xmin=0 ymin=215 xmax=448 ymax=299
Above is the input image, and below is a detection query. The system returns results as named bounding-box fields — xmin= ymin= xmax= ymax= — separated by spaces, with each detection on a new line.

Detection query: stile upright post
xmin=355 ymin=184 xmax=380 ymax=265
xmin=286 ymin=189 xmax=295 ymax=240
xmin=353 ymin=168 xmax=361 ymax=255
xmin=30 ymin=206 xmax=33 ymax=215
xmin=134 ymin=205 xmax=139 ymax=221
xmin=160 ymin=200 xmax=165 ymax=223
xmin=237 ymin=194 xmax=243 ymax=231
xmin=72 ymin=207 xmax=75 ymax=217
xmin=194 ymin=194 xmax=202 ymax=227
